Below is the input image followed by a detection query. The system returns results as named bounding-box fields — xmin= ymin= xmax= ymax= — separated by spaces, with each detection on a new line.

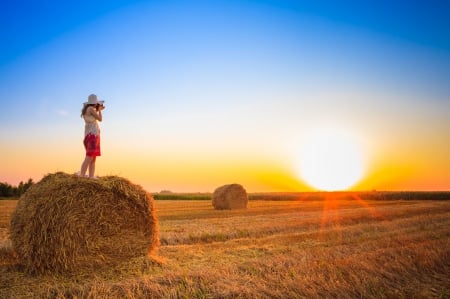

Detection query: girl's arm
xmin=88 ymin=106 xmax=103 ymax=122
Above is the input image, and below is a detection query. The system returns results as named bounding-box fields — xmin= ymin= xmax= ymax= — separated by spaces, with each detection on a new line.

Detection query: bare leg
xmin=88 ymin=156 xmax=96 ymax=178
xmin=80 ymin=156 xmax=93 ymax=176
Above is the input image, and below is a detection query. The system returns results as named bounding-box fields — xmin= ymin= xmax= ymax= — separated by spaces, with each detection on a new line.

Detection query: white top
xmin=83 ymin=113 xmax=100 ymax=136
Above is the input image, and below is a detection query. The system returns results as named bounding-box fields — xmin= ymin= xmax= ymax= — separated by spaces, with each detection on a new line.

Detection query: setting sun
xmin=298 ymin=128 xmax=365 ymax=191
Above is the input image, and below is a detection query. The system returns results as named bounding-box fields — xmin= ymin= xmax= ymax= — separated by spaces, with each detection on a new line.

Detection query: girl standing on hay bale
xmin=78 ymin=94 xmax=105 ymax=179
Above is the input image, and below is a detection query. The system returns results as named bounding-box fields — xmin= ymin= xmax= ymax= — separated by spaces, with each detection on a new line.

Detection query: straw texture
xmin=9 ymin=172 xmax=158 ymax=274
xmin=212 ymin=184 xmax=248 ymax=210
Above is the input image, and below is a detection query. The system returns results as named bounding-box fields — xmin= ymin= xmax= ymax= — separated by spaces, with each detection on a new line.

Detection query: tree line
xmin=0 ymin=179 xmax=34 ymax=198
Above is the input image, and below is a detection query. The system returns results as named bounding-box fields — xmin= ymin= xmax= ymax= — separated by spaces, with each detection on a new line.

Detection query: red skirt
xmin=84 ymin=134 xmax=101 ymax=157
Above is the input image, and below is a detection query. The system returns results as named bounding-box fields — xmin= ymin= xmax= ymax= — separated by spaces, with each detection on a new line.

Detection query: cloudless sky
xmin=1 ymin=0 xmax=449 ymax=192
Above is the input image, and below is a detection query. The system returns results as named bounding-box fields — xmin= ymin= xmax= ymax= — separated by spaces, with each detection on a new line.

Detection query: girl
xmin=78 ymin=94 xmax=105 ymax=178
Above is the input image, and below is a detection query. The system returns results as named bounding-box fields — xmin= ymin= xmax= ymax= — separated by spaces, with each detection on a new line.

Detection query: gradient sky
xmin=1 ymin=0 xmax=449 ymax=192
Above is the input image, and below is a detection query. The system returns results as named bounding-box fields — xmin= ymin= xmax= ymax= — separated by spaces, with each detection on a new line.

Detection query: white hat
xmin=84 ymin=94 xmax=104 ymax=106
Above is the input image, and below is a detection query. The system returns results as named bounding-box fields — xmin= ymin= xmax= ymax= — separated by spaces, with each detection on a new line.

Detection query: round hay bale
xmin=212 ymin=184 xmax=248 ymax=210
xmin=9 ymin=172 xmax=159 ymax=274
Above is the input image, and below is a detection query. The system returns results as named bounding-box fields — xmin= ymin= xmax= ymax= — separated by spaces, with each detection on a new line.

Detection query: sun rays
xmin=317 ymin=192 xmax=385 ymax=241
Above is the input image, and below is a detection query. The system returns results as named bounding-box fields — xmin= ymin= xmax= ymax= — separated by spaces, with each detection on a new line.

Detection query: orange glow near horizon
xmin=1 ymin=128 xmax=450 ymax=192
xmin=1 ymin=146 xmax=450 ymax=192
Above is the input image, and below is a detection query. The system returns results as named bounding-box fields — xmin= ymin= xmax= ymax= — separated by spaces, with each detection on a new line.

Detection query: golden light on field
xmin=298 ymin=128 xmax=365 ymax=191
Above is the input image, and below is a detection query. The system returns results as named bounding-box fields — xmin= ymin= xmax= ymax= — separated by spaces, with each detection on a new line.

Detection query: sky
xmin=1 ymin=0 xmax=449 ymax=192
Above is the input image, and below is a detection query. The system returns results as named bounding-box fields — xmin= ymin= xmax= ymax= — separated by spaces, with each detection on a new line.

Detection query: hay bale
xmin=0 ymin=240 xmax=18 ymax=266
xmin=212 ymin=184 xmax=248 ymax=210
xmin=9 ymin=172 xmax=158 ymax=274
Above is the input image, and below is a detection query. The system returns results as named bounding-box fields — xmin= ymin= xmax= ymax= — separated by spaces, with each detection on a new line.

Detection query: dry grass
xmin=1 ymin=193 xmax=449 ymax=298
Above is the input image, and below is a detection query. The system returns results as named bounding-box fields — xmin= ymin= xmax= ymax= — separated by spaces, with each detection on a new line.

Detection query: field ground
xmin=0 ymin=193 xmax=449 ymax=298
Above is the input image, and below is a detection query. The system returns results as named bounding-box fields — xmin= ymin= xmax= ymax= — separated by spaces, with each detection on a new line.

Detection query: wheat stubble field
xmin=0 ymin=193 xmax=449 ymax=298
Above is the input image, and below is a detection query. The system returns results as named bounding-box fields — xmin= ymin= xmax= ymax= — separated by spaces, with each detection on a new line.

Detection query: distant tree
xmin=159 ymin=190 xmax=173 ymax=194
xmin=0 ymin=178 xmax=34 ymax=198
xmin=24 ymin=178 xmax=34 ymax=192
xmin=0 ymin=182 xmax=14 ymax=197
xmin=15 ymin=178 xmax=34 ymax=196
xmin=16 ymin=181 xmax=24 ymax=196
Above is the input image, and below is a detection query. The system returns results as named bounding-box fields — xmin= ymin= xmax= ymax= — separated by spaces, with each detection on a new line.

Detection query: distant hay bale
xmin=9 ymin=172 xmax=159 ymax=274
xmin=212 ymin=184 xmax=248 ymax=210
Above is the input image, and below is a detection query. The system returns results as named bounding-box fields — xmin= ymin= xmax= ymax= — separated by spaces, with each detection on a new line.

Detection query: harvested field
xmin=1 ymin=193 xmax=449 ymax=298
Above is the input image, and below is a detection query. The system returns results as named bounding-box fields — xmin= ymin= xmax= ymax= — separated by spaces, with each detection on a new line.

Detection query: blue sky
xmin=1 ymin=0 xmax=449 ymax=191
